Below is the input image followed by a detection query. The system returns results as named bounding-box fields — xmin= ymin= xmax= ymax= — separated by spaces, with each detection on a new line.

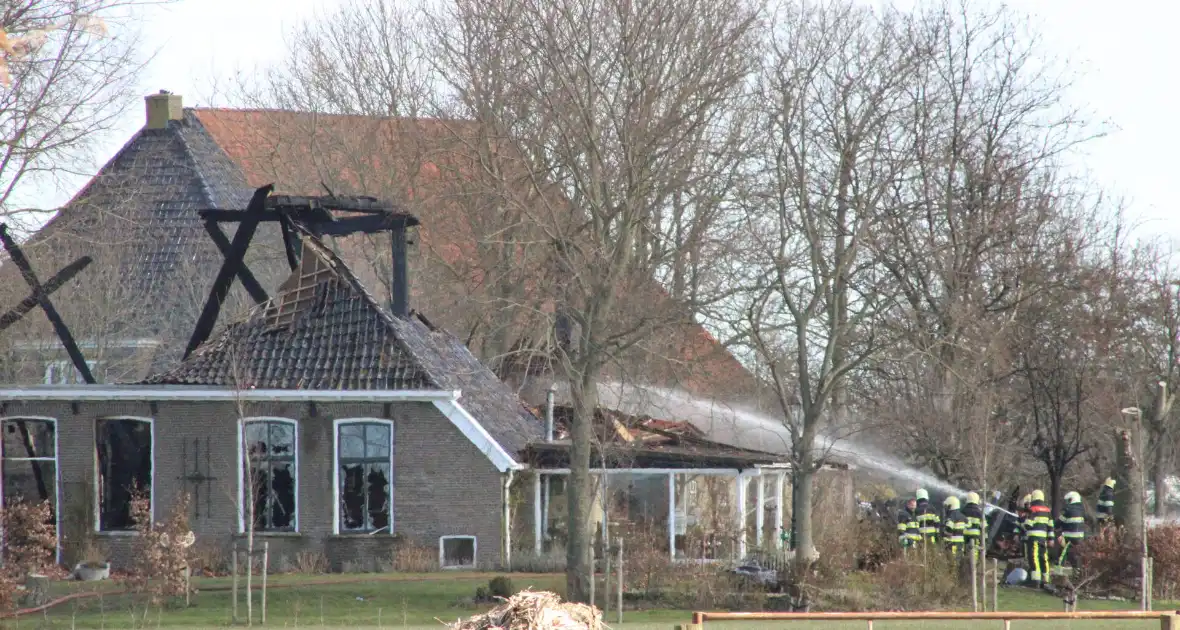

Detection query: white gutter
xmin=0 ymin=386 xmax=461 ymax=403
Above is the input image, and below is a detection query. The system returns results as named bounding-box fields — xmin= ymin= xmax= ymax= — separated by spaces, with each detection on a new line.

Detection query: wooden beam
xmin=202 ymin=221 xmax=269 ymax=304
xmin=0 ymin=255 xmax=91 ymax=332
xmin=184 ymin=184 xmax=273 ymax=359
xmin=0 ymin=224 xmax=95 ymax=383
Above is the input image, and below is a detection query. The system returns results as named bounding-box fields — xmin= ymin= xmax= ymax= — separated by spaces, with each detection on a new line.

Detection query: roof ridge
xmin=189 ymin=106 xmax=469 ymax=127
xmin=174 ymin=114 xmax=219 ymax=209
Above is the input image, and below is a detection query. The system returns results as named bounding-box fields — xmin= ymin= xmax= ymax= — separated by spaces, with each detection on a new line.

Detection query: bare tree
xmin=0 ymin=1 xmax=156 ymax=232
xmin=722 ymin=0 xmax=921 ymax=563
xmin=430 ymin=0 xmax=760 ymax=600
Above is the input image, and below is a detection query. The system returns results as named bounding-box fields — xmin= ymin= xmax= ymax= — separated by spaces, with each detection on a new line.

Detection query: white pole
xmin=736 ymin=473 xmax=748 ymax=559
xmin=756 ymin=473 xmax=765 ymax=548
xmin=533 ymin=473 xmax=543 ymax=555
xmin=774 ymin=473 xmax=785 ymax=550
xmin=668 ymin=472 xmax=676 ymax=561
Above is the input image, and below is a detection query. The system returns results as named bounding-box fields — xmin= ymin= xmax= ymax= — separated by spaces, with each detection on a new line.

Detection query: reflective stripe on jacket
xmin=915 ymin=500 xmax=940 ymax=536
xmin=1097 ymin=486 xmax=1115 ymax=515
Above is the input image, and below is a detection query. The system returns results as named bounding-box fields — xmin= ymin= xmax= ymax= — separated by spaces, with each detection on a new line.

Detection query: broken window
xmin=440 ymin=536 xmax=476 ymax=569
xmin=336 ymin=421 xmax=392 ymax=533
xmin=95 ymin=418 xmax=152 ymax=531
xmin=1 ymin=418 xmax=58 ymax=548
xmin=243 ymin=419 xmax=297 ymax=531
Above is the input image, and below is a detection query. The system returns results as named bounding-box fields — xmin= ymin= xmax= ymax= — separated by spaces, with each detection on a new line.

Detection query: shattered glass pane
xmin=244 ymin=420 xmax=297 ymax=531
xmin=442 ymin=537 xmax=475 ymax=567
xmin=96 ymin=419 xmax=152 ymax=531
xmin=1 ymin=419 xmax=55 ymax=458
xmin=336 ymin=422 xmax=393 ymax=532
xmin=1 ymin=459 xmax=56 ymax=507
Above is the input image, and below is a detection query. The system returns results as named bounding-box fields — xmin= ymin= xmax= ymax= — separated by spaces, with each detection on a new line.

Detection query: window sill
xmin=442 ymin=565 xmax=477 ymax=571
xmin=95 ymin=530 xmax=139 ymax=537
xmin=330 ymin=532 xmax=396 ymax=538
xmin=234 ymin=531 xmax=302 ymax=538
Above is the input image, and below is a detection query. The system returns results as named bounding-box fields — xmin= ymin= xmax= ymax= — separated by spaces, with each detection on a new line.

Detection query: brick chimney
xmin=145 ymin=90 xmax=182 ymax=129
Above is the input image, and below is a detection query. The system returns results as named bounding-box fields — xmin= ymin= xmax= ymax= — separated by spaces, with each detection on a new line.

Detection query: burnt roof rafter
xmin=0 ymin=222 xmax=95 ymax=384
xmin=183 ymin=184 xmax=419 ymax=360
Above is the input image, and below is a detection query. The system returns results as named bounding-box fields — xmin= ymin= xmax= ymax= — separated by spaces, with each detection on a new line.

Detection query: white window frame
xmin=439 ymin=535 xmax=477 ymax=569
xmin=236 ymin=417 xmax=300 ymax=534
xmin=332 ymin=418 xmax=394 ymax=535
xmin=0 ymin=416 xmax=62 ymax=564
xmin=43 ymin=359 xmax=101 ymax=385
xmin=93 ymin=416 xmax=154 ymax=535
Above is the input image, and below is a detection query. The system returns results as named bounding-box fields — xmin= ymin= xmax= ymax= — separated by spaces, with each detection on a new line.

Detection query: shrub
xmin=127 ymin=493 xmax=196 ymax=604
xmin=488 ymin=575 xmax=514 ymax=599
xmin=0 ymin=498 xmax=56 ymax=575
xmin=1148 ymin=525 xmax=1180 ymax=600
xmin=1076 ymin=526 xmax=1138 ymax=596
xmin=294 ymin=550 xmax=329 ymax=575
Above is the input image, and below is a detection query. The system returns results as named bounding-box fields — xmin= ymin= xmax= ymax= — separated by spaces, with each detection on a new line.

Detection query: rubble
xmin=448 ymin=590 xmax=604 ymax=630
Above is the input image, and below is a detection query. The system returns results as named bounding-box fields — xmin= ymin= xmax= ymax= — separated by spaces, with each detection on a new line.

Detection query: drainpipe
xmin=542 ymin=385 xmax=555 ymax=547
xmin=503 ymin=470 xmax=515 ymax=570
xmin=545 ymin=385 xmax=555 ymax=441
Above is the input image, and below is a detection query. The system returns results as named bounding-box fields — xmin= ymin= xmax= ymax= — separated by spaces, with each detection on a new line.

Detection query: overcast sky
xmin=21 ymin=0 xmax=1180 ymax=244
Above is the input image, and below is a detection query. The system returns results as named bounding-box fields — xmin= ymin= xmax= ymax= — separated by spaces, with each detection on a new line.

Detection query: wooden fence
xmin=684 ymin=609 xmax=1179 ymax=630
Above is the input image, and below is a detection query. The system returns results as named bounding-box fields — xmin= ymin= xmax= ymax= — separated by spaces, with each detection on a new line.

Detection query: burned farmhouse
xmin=0 ymin=92 xmax=848 ymax=572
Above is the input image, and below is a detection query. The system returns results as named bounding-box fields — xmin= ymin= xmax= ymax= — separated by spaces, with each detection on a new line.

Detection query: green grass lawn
xmin=3 ymin=573 xmax=1175 ymax=630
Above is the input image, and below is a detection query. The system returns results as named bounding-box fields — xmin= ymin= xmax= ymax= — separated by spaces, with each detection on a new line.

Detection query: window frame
xmin=439 ymin=535 xmax=477 ymax=570
xmin=0 ymin=416 xmax=61 ymax=563
xmin=332 ymin=418 xmax=394 ymax=535
xmin=93 ymin=416 xmax=154 ymax=535
xmin=236 ymin=417 xmax=300 ymax=534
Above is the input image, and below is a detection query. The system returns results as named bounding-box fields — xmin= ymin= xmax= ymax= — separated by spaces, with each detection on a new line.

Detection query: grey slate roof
xmin=145 ymin=232 xmax=544 ymax=455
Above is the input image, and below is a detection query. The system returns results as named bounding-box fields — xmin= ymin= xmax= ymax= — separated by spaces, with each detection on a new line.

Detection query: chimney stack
xmin=390 ymin=224 xmax=410 ymax=318
xmin=145 ymin=90 xmax=182 ymax=129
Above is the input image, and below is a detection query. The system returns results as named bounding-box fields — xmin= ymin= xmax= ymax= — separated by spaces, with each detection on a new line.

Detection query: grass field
xmin=2 ymin=573 xmax=1174 ymax=630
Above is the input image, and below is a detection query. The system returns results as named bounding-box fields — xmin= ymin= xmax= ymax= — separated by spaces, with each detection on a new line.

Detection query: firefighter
xmin=1096 ymin=478 xmax=1116 ymax=526
xmin=1022 ymin=489 xmax=1054 ymax=588
xmin=897 ymin=498 xmax=921 ymax=548
xmin=942 ymin=496 xmax=967 ymax=555
xmin=914 ymin=488 xmax=940 ymax=544
xmin=1057 ymin=490 xmax=1086 ymax=569
xmin=962 ymin=491 xmax=984 ymax=552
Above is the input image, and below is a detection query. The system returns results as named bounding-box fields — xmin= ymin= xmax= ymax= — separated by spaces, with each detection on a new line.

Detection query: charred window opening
xmin=1 ymin=418 xmax=58 ymax=532
xmin=440 ymin=536 xmax=476 ymax=569
xmin=243 ymin=420 xmax=297 ymax=531
xmin=96 ymin=418 xmax=152 ymax=531
xmin=337 ymin=422 xmax=392 ymax=533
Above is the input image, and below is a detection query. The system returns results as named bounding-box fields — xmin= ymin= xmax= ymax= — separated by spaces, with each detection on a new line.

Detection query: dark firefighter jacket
xmin=1058 ymin=502 xmax=1086 ymax=541
xmin=942 ymin=508 xmax=967 ymax=545
xmin=1097 ymin=486 xmax=1115 ymax=519
xmin=1022 ymin=500 xmax=1055 ymax=540
xmin=915 ymin=499 xmax=940 ymax=539
xmin=961 ymin=502 xmax=984 ymax=545
xmin=897 ymin=507 xmax=921 ymax=544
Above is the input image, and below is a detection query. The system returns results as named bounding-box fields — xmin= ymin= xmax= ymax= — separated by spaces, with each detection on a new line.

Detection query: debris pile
xmin=448 ymin=590 xmax=603 ymax=630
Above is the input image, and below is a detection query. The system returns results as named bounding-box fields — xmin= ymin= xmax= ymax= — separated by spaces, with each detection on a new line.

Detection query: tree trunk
xmin=566 ymin=370 xmax=599 ymax=603
xmin=791 ymin=466 xmax=818 ymax=568
xmin=1115 ymin=428 xmax=1145 ymax=543
xmin=1152 ymin=451 xmax=1170 ymax=518
xmin=1048 ymin=471 xmax=1062 ymax=518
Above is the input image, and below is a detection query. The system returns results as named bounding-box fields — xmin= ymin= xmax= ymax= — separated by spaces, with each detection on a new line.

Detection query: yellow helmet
xmin=916 ymin=488 xmax=929 ymax=501
xmin=1019 ymin=494 xmax=1031 ymax=508
xmin=965 ymin=492 xmax=981 ymax=505
xmin=1064 ymin=491 xmax=1082 ymax=504
xmin=1031 ymin=489 xmax=1045 ymax=502
xmin=943 ymin=496 xmax=960 ymax=510
xmin=1104 ymin=478 xmax=1116 ymax=489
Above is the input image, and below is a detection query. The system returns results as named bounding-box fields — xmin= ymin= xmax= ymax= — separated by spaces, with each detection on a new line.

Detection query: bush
xmin=0 ymin=498 xmax=57 ymax=613
xmin=128 ymin=493 xmax=196 ymax=604
xmin=1078 ymin=524 xmax=1180 ymax=600
xmin=488 ymin=575 xmax=514 ymax=599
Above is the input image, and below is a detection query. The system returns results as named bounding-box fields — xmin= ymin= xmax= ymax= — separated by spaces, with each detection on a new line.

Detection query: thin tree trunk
xmin=566 ymin=370 xmax=599 ymax=603
xmin=1152 ymin=456 xmax=1169 ymax=518
xmin=792 ymin=466 xmax=817 ymax=569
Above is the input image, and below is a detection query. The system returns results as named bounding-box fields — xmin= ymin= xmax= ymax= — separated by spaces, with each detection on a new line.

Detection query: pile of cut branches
xmin=448 ymin=590 xmax=602 ymax=630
